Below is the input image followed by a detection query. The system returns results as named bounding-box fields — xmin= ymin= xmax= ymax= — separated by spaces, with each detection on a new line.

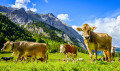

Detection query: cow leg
xmin=16 ymin=53 xmax=24 ymax=63
xmin=87 ymin=48 xmax=93 ymax=63
xmin=72 ymin=54 xmax=75 ymax=63
xmin=89 ymin=52 xmax=93 ymax=63
xmin=103 ymin=51 xmax=107 ymax=62
xmin=44 ymin=55 xmax=47 ymax=63
xmin=21 ymin=57 xmax=24 ymax=63
xmin=94 ymin=47 xmax=97 ymax=62
xmin=108 ymin=48 xmax=111 ymax=62
xmin=66 ymin=54 xmax=68 ymax=64
xmin=33 ymin=56 xmax=36 ymax=62
xmin=16 ymin=55 xmax=22 ymax=63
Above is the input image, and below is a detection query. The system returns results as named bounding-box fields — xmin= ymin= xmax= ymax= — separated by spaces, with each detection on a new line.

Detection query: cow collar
xmin=12 ymin=43 xmax=14 ymax=51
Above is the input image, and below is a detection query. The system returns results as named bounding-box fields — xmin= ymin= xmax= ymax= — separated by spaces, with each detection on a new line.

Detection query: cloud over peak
xmin=11 ymin=0 xmax=37 ymax=12
xmin=57 ymin=14 xmax=70 ymax=21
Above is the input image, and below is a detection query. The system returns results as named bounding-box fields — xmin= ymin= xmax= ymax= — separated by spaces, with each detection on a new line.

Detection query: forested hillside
xmin=0 ymin=13 xmax=35 ymax=47
xmin=0 ymin=13 xmax=87 ymax=53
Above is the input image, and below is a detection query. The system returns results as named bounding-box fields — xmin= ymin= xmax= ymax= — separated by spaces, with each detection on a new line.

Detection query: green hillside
xmin=0 ymin=13 xmax=35 ymax=47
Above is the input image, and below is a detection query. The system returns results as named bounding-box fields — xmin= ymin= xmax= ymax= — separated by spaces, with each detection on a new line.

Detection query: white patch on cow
xmin=60 ymin=44 xmax=65 ymax=53
xmin=20 ymin=42 xmax=23 ymax=46
xmin=111 ymin=47 xmax=114 ymax=52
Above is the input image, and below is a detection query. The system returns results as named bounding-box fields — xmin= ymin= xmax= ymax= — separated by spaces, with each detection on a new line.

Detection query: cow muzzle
xmin=84 ymin=35 xmax=90 ymax=39
xmin=1 ymin=49 xmax=4 ymax=51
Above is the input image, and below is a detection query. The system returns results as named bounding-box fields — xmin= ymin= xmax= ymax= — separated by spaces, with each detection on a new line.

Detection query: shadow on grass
xmin=0 ymin=51 xmax=12 ymax=54
xmin=95 ymin=61 xmax=109 ymax=65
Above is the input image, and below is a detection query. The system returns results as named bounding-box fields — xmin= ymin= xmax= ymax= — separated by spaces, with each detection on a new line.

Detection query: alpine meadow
xmin=1 ymin=0 xmax=120 ymax=71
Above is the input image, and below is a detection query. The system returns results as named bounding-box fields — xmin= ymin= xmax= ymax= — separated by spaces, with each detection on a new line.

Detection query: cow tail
xmin=47 ymin=53 xmax=48 ymax=60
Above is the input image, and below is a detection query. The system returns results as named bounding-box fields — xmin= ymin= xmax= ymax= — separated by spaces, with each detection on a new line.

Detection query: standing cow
xmin=59 ymin=44 xmax=77 ymax=63
xmin=76 ymin=24 xmax=112 ymax=63
xmin=1 ymin=41 xmax=47 ymax=63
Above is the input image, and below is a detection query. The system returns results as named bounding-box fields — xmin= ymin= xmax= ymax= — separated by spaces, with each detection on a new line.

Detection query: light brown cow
xmin=59 ymin=44 xmax=77 ymax=63
xmin=76 ymin=24 xmax=112 ymax=63
xmin=1 ymin=41 xmax=47 ymax=63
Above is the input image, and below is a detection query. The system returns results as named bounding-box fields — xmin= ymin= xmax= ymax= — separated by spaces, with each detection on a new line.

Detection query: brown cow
xmin=59 ymin=44 xmax=77 ymax=63
xmin=106 ymin=47 xmax=116 ymax=61
xmin=95 ymin=47 xmax=116 ymax=62
xmin=1 ymin=41 xmax=47 ymax=63
xmin=76 ymin=24 xmax=112 ymax=63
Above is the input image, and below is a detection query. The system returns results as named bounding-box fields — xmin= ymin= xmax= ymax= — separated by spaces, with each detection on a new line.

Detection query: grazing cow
xmin=107 ymin=47 xmax=116 ymax=61
xmin=1 ymin=41 xmax=47 ymax=63
xmin=76 ymin=24 xmax=112 ymax=63
xmin=59 ymin=44 xmax=77 ymax=63
xmin=94 ymin=47 xmax=116 ymax=62
xmin=101 ymin=47 xmax=116 ymax=61
xmin=1 ymin=57 xmax=13 ymax=61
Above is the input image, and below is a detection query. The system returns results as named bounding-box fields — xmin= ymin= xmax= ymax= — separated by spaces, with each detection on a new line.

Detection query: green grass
xmin=0 ymin=52 xmax=120 ymax=71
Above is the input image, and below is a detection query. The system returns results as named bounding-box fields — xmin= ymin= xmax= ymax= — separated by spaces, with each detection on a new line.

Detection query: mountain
xmin=0 ymin=5 xmax=86 ymax=49
xmin=0 ymin=14 xmax=87 ymax=53
xmin=0 ymin=13 xmax=35 ymax=47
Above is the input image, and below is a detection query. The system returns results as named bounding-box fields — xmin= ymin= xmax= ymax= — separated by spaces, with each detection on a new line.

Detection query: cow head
xmin=1 ymin=41 xmax=13 ymax=52
xmin=111 ymin=47 xmax=116 ymax=52
xmin=60 ymin=44 xmax=65 ymax=53
xmin=76 ymin=24 xmax=96 ymax=41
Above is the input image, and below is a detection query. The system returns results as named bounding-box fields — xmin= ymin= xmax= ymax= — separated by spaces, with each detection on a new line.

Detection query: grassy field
xmin=0 ymin=52 xmax=120 ymax=71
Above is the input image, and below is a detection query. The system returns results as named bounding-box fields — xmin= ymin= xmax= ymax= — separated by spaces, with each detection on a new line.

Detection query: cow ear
xmin=113 ymin=47 xmax=116 ymax=49
xmin=10 ymin=41 xmax=13 ymax=45
xmin=90 ymin=26 xmax=96 ymax=31
xmin=76 ymin=27 xmax=82 ymax=31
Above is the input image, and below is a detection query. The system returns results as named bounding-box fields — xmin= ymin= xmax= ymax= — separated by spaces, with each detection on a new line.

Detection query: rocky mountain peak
xmin=0 ymin=5 xmax=86 ymax=49
xmin=47 ymin=13 xmax=55 ymax=17
xmin=0 ymin=5 xmax=16 ymax=13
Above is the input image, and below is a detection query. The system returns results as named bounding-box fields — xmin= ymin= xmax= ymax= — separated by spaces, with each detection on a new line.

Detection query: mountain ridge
xmin=0 ymin=5 xmax=86 ymax=49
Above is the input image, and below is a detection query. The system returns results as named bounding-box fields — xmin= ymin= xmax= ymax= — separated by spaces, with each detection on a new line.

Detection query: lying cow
xmin=76 ymin=58 xmax=84 ymax=62
xmin=77 ymin=24 xmax=112 ymax=63
xmin=59 ymin=44 xmax=77 ymax=63
xmin=61 ymin=58 xmax=73 ymax=61
xmin=1 ymin=57 xmax=13 ymax=61
xmin=1 ymin=41 xmax=47 ymax=63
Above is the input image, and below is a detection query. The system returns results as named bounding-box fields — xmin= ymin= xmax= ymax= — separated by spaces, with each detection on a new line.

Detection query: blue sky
xmin=0 ymin=0 xmax=120 ymax=26
xmin=1 ymin=0 xmax=120 ymax=47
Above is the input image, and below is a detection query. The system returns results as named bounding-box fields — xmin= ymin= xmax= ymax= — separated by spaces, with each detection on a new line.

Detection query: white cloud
xmin=57 ymin=14 xmax=70 ymax=21
xmin=32 ymin=3 xmax=36 ymax=7
xmin=44 ymin=0 xmax=48 ymax=3
xmin=29 ymin=8 xmax=37 ymax=12
xmin=82 ymin=15 xmax=120 ymax=47
xmin=72 ymin=25 xmax=82 ymax=35
xmin=11 ymin=0 xmax=37 ymax=12
xmin=11 ymin=0 xmax=30 ymax=10
xmin=16 ymin=0 xmax=30 ymax=3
